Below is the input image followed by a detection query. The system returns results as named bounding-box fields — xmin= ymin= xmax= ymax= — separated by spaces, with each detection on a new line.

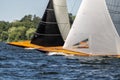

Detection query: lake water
xmin=0 ymin=42 xmax=120 ymax=80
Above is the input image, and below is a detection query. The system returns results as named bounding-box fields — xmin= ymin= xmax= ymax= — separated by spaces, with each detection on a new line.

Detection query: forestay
xmin=63 ymin=0 xmax=120 ymax=55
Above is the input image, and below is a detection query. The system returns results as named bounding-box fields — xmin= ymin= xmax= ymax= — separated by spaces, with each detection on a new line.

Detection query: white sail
xmin=53 ymin=0 xmax=70 ymax=40
xmin=63 ymin=0 xmax=120 ymax=55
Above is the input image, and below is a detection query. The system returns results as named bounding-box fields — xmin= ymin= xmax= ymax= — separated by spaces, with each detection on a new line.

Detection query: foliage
xmin=0 ymin=15 xmax=41 ymax=42
xmin=26 ymin=28 xmax=36 ymax=40
xmin=0 ymin=31 xmax=8 ymax=42
xmin=69 ymin=13 xmax=75 ymax=26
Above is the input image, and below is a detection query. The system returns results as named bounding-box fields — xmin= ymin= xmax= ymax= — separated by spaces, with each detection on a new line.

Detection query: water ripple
xmin=0 ymin=42 xmax=120 ymax=80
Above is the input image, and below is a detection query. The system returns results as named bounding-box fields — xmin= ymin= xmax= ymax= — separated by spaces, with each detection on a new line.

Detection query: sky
xmin=0 ymin=0 xmax=81 ymax=22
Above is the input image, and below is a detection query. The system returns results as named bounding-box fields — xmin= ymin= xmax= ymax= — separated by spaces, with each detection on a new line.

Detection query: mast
xmin=63 ymin=0 xmax=120 ymax=55
xmin=31 ymin=0 xmax=70 ymax=46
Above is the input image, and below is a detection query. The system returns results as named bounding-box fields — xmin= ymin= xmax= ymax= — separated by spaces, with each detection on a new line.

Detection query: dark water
xmin=0 ymin=43 xmax=120 ymax=80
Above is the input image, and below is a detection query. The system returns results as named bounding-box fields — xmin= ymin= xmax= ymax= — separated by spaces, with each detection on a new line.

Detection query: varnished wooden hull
xmin=7 ymin=41 xmax=120 ymax=58
xmin=7 ymin=41 xmax=89 ymax=56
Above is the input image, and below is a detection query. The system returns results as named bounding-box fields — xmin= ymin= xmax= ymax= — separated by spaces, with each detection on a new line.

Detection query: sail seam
xmin=34 ymin=32 xmax=61 ymax=36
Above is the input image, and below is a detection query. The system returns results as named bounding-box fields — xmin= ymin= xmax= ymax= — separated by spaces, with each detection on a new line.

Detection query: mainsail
xmin=63 ymin=0 xmax=120 ymax=55
xmin=31 ymin=0 xmax=70 ymax=46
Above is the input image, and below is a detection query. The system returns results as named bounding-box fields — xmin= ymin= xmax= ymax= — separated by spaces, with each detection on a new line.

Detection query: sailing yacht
xmin=63 ymin=0 xmax=120 ymax=56
xmin=8 ymin=0 xmax=79 ymax=56
xmin=8 ymin=0 xmax=120 ymax=57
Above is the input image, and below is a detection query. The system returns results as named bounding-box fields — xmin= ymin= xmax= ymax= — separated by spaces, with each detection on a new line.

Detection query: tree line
xmin=0 ymin=15 xmax=41 ymax=42
xmin=0 ymin=14 xmax=75 ymax=42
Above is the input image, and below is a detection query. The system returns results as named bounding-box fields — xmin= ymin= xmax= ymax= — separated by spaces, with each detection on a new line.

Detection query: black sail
xmin=31 ymin=0 xmax=64 ymax=46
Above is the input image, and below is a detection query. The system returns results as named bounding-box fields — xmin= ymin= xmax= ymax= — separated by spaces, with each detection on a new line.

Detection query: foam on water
xmin=24 ymin=48 xmax=37 ymax=50
xmin=48 ymin=52 xmax=74 ymax=56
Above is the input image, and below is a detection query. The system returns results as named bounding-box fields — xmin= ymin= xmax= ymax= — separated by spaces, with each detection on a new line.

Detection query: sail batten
xmin=63 ymin=0 xmax=120 ymax=55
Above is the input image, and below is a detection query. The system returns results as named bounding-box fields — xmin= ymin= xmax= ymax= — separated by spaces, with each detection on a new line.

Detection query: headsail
xmin=31 ymin=0 xmax=70 ymax=46
xmin=63 ymin=0 xmax=120 ymax=55
xmin=53 ymin=0 xmax=70 ymax=40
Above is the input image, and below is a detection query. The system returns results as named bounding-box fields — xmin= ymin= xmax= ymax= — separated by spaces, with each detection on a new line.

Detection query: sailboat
xmin=8 ymin=0 xmax=120 ymax=57
xmin=63 ymin=0 xmax=120 ymax=56
xmin=8 ymin=0 xmax=84 ymax=56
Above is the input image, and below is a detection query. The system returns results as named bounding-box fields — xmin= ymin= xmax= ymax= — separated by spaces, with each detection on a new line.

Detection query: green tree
xmin=33 ymin=15 xmax=41 ymax=27
xmin=0 ymin=31 xmax=8 ymax=42
xmin=69 ymin=13 xmax=75 ymax=26
xmin=0 ymin=14 xmax=42 ymax=42
xmin=0 ymin=21 xmax=10 ymax=31
xmin=26 ymin=28 xmax=36 ymax=40
xmin=8 ymin=26 xmax=27 ymax=42
xmin=20 ymin=15 xmax=32 ymax=22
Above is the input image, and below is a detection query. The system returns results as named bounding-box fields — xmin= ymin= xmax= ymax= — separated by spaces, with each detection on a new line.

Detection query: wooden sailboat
xmin=8 ymin=0 xmax=120 ymax=57
xmin=8 ymin=0 xmax=89 ymax=56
